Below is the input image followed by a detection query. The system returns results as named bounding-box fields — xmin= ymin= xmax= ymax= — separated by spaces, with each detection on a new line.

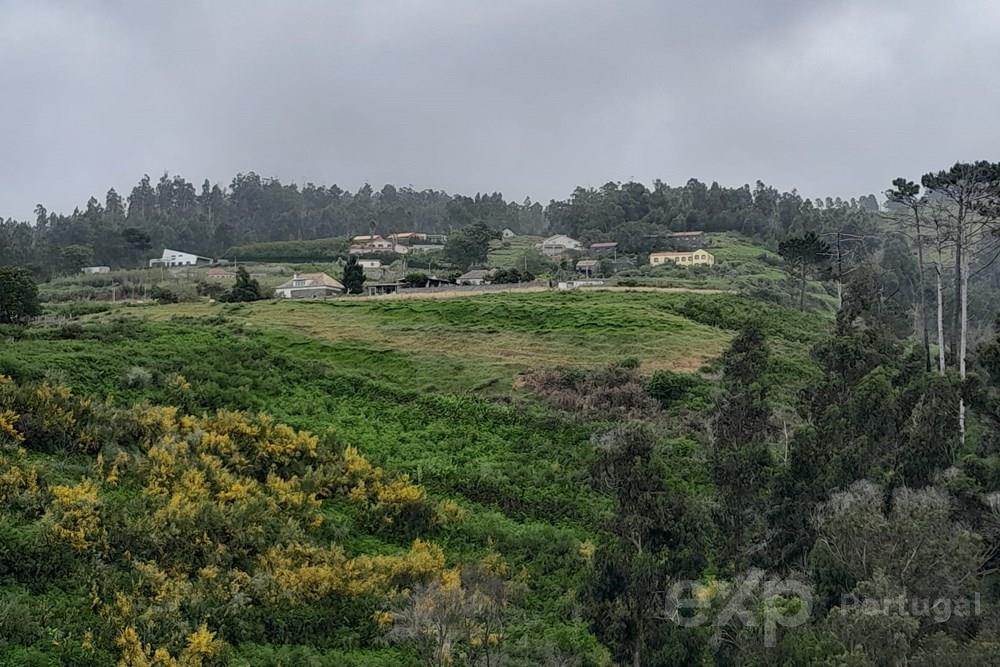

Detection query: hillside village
xmin=56 ymin=229 xmax=732 ymax=304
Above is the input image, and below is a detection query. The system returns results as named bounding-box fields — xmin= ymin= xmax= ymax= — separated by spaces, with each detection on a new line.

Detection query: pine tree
xmin=709 ymin=325 xmax=773 ymax=570
xmin=0 ymin=267 xmax=42 ymax=323
xmin=222 ymin=267 xmax=265 ymax=302
xmin=582 ymin=423 xmax=708 ymax=667
xmin=342 ymin=256 xmax=365 ymax=294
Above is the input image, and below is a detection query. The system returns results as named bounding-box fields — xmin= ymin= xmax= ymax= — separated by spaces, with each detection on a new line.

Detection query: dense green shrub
xmin=403 ymin=272 xmax=429 ymax=287
xmin=150 ymin=285 xmax=178 ymax=304
xmin=43 ymin=301 xmax=112 ymax=318
xmin=647 ymin=369 xmax=711 ymax=408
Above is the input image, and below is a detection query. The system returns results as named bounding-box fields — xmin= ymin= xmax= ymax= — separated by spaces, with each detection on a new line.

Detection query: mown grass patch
xmin=134 ymin=292 xmax=736 ymax=379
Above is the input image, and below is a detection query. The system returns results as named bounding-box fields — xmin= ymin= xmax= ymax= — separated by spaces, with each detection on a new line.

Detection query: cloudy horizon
xmin=3 ymin=0 xmax=1000 ymax=220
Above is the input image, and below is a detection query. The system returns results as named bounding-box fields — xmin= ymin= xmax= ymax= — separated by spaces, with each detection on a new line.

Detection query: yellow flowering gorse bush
xmin=1 ymin=376 xmax=453 ymax=664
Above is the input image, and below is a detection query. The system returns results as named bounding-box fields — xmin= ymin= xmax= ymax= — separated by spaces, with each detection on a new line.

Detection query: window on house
xmin=293 ymin=280 xmax=305 ymax=287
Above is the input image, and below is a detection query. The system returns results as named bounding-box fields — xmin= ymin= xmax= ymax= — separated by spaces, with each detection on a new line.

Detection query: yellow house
xmin=649 ymin=249 xmax=715 ymax=267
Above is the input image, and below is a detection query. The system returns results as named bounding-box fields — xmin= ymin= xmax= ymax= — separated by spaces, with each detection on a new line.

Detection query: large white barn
xmin=149 ymin=249 xmax=213 ymax=268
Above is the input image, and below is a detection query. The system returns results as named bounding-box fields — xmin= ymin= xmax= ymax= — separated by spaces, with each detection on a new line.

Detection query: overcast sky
xmin=2 ymin=0 xmax=1000 ymax=219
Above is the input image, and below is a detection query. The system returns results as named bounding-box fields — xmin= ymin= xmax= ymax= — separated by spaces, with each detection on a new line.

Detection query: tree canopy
xmin=0 ymin=267 xmax=41 ymax=323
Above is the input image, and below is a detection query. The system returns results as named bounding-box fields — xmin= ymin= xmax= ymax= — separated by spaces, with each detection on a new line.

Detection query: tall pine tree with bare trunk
xmin=921 ymin=161 xmax=1000 ymax=443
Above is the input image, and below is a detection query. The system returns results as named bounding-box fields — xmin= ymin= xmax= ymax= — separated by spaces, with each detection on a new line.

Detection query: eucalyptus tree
xmin=921 ymin=162 xmax=1000 ymax=441
xmin=886 ymin=178 xmax=933 ymax=370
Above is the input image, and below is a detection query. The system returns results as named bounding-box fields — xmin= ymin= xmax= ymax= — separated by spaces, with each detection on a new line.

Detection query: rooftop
xmin=458 ymin=269 xmax=494 ymax=280
xmin=649 ymin=249 xmax=712 ymax=257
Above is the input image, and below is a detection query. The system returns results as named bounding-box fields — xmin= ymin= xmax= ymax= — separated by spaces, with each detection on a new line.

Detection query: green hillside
xmin=0 ymin=289 xmax=827 ymax=665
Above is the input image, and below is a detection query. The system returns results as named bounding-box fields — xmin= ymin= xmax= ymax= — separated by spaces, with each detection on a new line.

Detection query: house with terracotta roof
xmin=274 ymin=272 xmax=345 ymax=299
xmin=206 ymin=267 xmax=235 ymax=280
xmin=649 ymin=249 xmax=715 ymax=267
xmin=349 ymin=235 xmax=398 ymax=254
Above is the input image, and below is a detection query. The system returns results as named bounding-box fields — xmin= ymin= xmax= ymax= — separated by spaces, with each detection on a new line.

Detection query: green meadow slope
xmin=0 ymin=289 xmax=828 ymax=664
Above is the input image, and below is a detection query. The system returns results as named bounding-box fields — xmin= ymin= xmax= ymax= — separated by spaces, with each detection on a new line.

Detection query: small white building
xmin=348 ymin=236 xmax=403 ymax=255
xmin=80 ymin=266 xmax=111 ymax=274
xmin=501 ymin=228 xmax=516 ymax=239
xmin=558 ymin=279 xmax=605 ymax=290
xmin=457 ymin=269 xmax=494 ymax=286
xmin=274 ymin=272 xmax=345 ymax=299
xmin=149 ymin=248 xmax=213 ymax=268
xmin=409 ymin=244 xmax=445 ymax=254
xmin=539 ymin=234 xmax=582 ymax=257
xmin=358 ymin=259 xmax=382 ymax=269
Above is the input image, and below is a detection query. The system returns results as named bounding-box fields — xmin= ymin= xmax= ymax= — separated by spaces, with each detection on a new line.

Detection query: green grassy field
xmin=0 ymin=288 xmax=829 ymax=663
xmin=487 ymin=235 xmax=544 ymax=269
xmin=4 ymin=289 xmax=826 ymax=534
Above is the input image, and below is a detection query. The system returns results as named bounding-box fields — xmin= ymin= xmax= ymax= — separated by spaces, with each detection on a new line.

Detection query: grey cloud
xmin=2 ymin=0 xmax=1000 ymax=219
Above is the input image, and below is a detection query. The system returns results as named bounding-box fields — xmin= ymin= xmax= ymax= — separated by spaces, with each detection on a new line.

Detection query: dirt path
xmin=349 ymin=284 xmax=732 ymax=301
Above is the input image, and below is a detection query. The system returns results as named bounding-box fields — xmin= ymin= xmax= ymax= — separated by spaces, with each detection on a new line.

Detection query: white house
xmin=358 ymin=259 xmax=382 ymax=269
xmin=539 ymin=234 xmax=582 ymax=257
xmin=457 ymin=269 xmax=494 ymax=286
xmin=80 ymin=266 xmax=111 ymax=274
xmin=501 ymin=228 xmax=516 ymax=239
xmin=348 ymin=236 xmax=404 ymax=255
xmin=410 ymin=244 xmax=445 ymax=254
xmin=274 ymin=272 xmax=345 ymax=299
xmin=149 ymin=248 xmax=213 ymax=268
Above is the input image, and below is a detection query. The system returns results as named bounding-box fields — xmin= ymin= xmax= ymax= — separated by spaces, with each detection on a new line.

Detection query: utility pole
xmin=836 ymin=231 xmax=843 ymax=308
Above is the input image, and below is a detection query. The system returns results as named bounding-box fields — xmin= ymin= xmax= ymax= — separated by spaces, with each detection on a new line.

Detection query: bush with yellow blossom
xmin=0 ymin=375 xmax=459 ymax=664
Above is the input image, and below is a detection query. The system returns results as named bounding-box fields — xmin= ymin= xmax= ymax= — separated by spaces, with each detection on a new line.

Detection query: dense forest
xmin=0 ymin=172 xmax=882 ymax=275
xmin=0 ymin=174 xmax=546 ymax=273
